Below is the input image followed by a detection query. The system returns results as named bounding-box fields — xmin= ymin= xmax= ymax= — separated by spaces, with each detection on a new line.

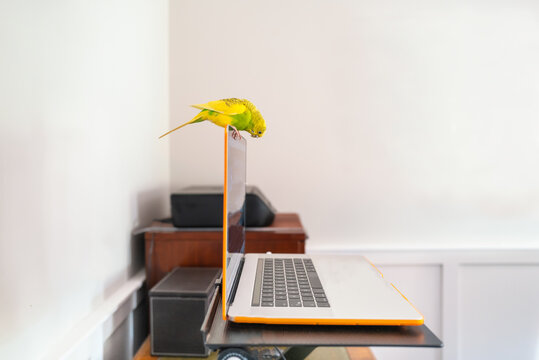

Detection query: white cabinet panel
xmin=372 ymin=265 xmax=443 ymax=360
xmin=459 ymin=265 xmax=539 ymax=360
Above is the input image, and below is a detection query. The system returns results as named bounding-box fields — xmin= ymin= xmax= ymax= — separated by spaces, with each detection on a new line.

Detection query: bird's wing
xmin=191 ymin=99 xmax=246 ymax=115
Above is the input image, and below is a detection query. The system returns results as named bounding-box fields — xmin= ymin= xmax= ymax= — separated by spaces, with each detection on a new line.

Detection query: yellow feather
xmin=158 ymin=113 xmax=202 ymax=138
xmin=191 ymin=99 xmax=246 ymax=115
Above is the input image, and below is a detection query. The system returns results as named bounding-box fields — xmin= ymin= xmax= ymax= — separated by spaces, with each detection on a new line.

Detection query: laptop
xmin=222 ymin=126 xmax=424 ymax=326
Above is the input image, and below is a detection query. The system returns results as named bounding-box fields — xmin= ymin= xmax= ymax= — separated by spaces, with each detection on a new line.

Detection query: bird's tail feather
xmin=158 ymin=114 xmax=204 ymax=139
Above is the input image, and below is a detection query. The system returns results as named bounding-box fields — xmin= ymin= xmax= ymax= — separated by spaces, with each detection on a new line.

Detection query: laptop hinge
xmin=229 ymin=256 xmax=245 ymax=305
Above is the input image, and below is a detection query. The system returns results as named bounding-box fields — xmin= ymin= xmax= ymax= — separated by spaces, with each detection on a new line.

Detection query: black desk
xmin=203 ymin=295 xmax=442 ymax=360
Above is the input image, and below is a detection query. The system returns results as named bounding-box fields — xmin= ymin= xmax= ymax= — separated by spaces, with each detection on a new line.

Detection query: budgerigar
xmin=159 ymin=98 xmax=266 ymax=139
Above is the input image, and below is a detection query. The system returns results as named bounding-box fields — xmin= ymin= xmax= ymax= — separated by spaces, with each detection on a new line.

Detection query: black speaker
xmin=170 ymin=185 xmax=276 ymax=227
xmin=150 ymin=267 xmax=221 ymax=357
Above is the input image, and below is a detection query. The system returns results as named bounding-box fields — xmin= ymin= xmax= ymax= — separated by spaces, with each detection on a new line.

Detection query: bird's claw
xmin=230 ymin=126 xmax=242 ymax=140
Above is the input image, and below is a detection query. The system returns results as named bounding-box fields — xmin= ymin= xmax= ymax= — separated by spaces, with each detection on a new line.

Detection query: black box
xmin=150 ymin=267 xmax=221 ymax=357
xmin=171 ymin=185 xmax=276 ymax=227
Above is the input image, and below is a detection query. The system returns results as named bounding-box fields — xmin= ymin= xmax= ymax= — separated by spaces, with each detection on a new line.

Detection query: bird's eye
xmin=258 ymin=131 xmax=262 ymax=134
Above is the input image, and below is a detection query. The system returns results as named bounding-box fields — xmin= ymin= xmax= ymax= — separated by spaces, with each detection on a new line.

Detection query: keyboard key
xmin=275 ymin=300 xmax=288 ymax=307
xmin=303 ymin=301 xmax=316 ymax=307
xmin=307 ymin=272 xmax=323 ymax=289
xmin=289 ymin=300 xmax=302 ymax=307
xmin=262 ymin=302 xmax=274 ymax=307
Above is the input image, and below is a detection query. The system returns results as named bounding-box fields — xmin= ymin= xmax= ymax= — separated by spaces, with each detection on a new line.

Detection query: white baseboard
xmin=44 ymin=270 xmax=147 ymax=360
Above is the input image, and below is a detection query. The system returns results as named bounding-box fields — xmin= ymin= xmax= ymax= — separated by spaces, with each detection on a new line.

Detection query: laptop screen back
xmin=222 ymin=127 xmax=246 ymax=316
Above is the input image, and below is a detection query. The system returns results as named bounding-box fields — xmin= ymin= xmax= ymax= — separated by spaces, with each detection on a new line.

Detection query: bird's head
xmin=249 ymin=109 xmax=266 ymax=138
xmin=240 ymin=99 xmax=266 ymax=138
xmin=250 ymin=121 xmax=266 ymax=138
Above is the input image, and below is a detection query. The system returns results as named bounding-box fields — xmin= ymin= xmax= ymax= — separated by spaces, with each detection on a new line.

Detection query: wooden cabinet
xmin=144 ymin=213 xmax=307 ymax=289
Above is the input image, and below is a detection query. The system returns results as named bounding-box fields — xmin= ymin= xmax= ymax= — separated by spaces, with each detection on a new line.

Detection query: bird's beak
xmin=251 ymin=134 xmax=258 ymax=138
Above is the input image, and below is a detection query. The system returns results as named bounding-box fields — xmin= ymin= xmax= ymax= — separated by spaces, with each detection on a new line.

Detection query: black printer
xmin=170 ymin=185 xmax=276 ymax=227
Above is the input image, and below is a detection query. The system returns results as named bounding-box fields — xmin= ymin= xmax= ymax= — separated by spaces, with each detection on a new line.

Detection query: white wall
xmin=169 ymin=0 xmax=539 ymax=250
xmin=0 ymin=1 xmax=169 ymax=358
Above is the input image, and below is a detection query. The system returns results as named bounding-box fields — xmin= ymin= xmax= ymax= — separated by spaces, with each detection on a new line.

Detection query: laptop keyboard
xmin=251 ymin=258 xmax=330 ymax=308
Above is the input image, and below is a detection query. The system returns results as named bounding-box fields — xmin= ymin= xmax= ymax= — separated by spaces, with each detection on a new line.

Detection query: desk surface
xmin=205 ymin=298 xmax=442 ymax=349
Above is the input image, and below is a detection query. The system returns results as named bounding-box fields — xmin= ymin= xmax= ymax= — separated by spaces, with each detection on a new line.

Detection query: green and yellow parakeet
xmin=159 ymin=98 xmax=266 ymax=139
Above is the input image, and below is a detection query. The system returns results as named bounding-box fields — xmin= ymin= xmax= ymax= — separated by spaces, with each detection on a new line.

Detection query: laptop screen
xmin=222 ymin=127 xmax=246 ymax=316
